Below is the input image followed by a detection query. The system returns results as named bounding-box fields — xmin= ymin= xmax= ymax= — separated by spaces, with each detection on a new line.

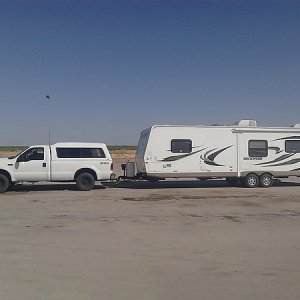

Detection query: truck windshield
xmin=8 ymin=147 xmax=29 ymax=159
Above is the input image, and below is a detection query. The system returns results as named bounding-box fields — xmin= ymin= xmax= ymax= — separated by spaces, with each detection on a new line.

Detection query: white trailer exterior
xmin=135 ymin=121 xmax=300 ymax=187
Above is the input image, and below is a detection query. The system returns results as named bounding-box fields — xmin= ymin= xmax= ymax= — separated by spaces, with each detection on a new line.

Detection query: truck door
xmin=14 ymin=147 xmax=50 ymax=181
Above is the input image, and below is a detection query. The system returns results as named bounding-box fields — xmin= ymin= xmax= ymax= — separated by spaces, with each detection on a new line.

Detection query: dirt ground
xmin=110 ymin=149 xmax=136 ymax=163
xmin=0 ymin=151 xmax=17 ymax=158
xmin=1 ymin=151 xmax=300 ymax=299
xmin=0 ymin=159 xmax=300 ymax=300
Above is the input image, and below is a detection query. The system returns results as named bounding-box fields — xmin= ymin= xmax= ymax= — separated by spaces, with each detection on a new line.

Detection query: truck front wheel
xmin=76 ymin=173 xmax=95 ymax=191
xmin=0 ymin=174 xmax=10 ymax=193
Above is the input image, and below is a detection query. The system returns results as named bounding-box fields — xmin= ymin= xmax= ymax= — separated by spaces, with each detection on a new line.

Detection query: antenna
xmin=45 ymin=95 xmax=51 ymax=146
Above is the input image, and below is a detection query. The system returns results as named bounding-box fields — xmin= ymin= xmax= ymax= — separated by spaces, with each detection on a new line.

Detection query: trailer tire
xmin=259 ymin=173 xmax=273 ymax=188
xmin=244 ymin=173 xmax=259 ymax=188
xmin=76 ymin=173 xmax=95 ymax=191
xmin=0 ymin=174 xmax=10 ymax=193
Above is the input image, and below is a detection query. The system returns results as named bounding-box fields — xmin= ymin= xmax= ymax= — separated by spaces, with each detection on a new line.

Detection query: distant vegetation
xmin=0 ymin=146 xmax=136 ymax=152
xmin=108 ymin=145 xmax=137 ymax=151
xmin=0 ymin=146 xmax=27 ymax=152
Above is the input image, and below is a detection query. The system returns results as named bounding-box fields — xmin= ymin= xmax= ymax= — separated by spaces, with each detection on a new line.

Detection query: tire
xmin=0 ymin=174 xmax=10 ymax=193
xmin=76 ymin=173 xmax=95 ymax=191
xmin=244 ymin=173 xmax=259 ymax=188
xmin=259 ymin=173 xmax=273 ymax=188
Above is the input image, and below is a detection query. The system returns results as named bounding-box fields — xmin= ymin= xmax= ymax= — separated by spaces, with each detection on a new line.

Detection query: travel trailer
xmin=135 ymin=120 xmax=300 ymax=188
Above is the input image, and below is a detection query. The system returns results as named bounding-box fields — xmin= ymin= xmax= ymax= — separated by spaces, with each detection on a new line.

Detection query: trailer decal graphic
xmin=272 ymin=136 xmax=300 ymax=141
xmin=263 ymin=158 xmax=300 ymax=167
xmin=201 ymin=145 xmax=233 ymax=167
xmin=161 ymin=148 xmax=206 ymax=162
xmin=255 ymin=153 xmax=294 ymax=166
xmin=268 ymin=146 xmax=283 ymax=154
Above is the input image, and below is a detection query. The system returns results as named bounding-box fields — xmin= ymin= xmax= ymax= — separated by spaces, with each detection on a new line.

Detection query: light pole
xmin=46 ymin=95 xmax=51 ymax=146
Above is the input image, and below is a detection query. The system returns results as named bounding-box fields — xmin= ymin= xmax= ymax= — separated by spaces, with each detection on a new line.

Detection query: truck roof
xmin=52 ymin=142 xmax=108 ymax=147
xmin=148 ymin=124 xmax=300 ymax=133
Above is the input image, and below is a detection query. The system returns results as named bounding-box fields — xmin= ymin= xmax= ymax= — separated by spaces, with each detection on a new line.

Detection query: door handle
xmin=43 ymin=163 xmax=46 ymax=167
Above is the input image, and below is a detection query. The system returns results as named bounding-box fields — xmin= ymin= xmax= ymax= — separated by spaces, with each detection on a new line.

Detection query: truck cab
xmin=0 ymin=143 xmax=114 ymax=192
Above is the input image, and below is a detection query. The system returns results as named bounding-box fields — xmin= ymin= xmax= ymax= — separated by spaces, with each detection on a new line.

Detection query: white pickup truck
xmin=0 ymin=143 xmax=114 ymax=192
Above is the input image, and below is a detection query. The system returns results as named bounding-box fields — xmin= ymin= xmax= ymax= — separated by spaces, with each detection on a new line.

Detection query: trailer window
xmin=285 ymin=140 xmax=300 ymax=153
xmin=171 ymin=139 xmax=192 ymax=153
xmin=248 ymin=140 xmax=268 ymax=157
xmin=56 ymin=148 xmax=106 ymax=158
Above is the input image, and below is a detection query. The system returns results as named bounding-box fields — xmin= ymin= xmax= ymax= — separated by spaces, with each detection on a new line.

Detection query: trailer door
xmin=197 ymin=129 xmax=237 ymax=176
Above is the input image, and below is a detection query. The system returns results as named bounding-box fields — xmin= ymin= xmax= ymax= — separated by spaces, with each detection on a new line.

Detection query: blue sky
xmin=0 ymin=0 xmax=299 ymax=145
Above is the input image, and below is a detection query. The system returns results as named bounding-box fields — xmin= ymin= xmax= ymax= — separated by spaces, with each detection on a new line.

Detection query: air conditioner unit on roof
xmin=235 ymin=120 xmax=257 ymax=127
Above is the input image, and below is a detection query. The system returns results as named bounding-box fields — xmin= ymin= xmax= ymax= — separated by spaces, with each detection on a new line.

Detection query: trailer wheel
xmin=259 ymin=173 xmax=273 ymax=188
xmin=0 ymin=174 xmax=10 ymax=193
xmin=244 ymin=173 xmax=259 ymax=188
xmin=76 ymin=173 xmax=95 ymax=191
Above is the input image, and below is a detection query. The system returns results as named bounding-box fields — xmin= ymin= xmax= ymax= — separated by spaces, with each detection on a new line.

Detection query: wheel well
xmin=244 ymin=172 xmax=257 ymax=176
xmin=74 ymin=169 xmax=97 ymax=181
xmin=0 ymin=170 xmax=12 ymax=183
xmin=243 ymin=172 xmax=273 ymax=178
xmin=260 ymin=172 xmax=273 ymax=177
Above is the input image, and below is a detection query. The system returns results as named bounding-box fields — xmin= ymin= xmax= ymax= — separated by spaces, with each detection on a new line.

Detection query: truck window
xmin=171 ymin=139 xmax=192 ymax=153
xmin=56 ymin=148 xmax=106 ymax=158
xmin=21 ymin=147 xmax=44 ymax=161
xmin=285 ymin=140 xmax=300 ymax=153
xmin=248 ymin=140 xmax=268 ymax=157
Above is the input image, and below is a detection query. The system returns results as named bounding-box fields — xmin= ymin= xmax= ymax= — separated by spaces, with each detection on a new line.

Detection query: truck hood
xmin=0 ymin=157 xmax=10 ymax=165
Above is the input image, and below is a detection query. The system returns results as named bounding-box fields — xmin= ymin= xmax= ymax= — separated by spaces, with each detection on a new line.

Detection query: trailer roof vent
xmin=235 ymin=120 xmax=257 ymax=127
xmin=292 ymin=123 xmax=300 ymax=128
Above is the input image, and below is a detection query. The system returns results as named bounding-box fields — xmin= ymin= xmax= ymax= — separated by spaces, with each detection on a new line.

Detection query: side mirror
xmin=17 ymin=155 xmax=24 ymax=163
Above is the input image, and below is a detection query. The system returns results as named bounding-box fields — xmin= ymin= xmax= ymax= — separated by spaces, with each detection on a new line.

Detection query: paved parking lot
xmin=0 ymin=177 xmax=300 ymax=300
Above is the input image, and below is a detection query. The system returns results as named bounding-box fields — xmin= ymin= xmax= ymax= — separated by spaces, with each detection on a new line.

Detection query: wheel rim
xmin=262 ymin=176 xmax=271 ymax=186
xmin=248 ymin=176 xmax=257 ymax=186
